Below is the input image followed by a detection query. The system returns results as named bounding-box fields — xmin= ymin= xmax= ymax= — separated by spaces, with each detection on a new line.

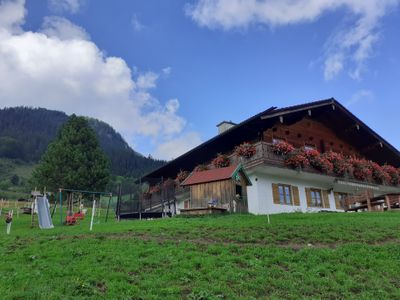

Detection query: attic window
xmin=272 ymin=137 xmax=285 ymax=145
xmin=285 ymin=130 xmax=290 ymax=135
xmin=304 ymin=144 xmax=316 ymax=151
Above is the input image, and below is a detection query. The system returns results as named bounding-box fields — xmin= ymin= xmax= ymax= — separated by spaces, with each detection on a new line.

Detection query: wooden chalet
xmin=141 ymin=98 xmax=400 ymax=215
xmin=180 ymin=165 xmax=252 ymax=213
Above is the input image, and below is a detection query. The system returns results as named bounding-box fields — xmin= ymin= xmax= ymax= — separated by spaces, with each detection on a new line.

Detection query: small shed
xmin=181 ymin=165 xmax=252 ymax=213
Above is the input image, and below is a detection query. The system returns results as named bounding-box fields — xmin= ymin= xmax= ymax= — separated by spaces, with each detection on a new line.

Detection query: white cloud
xmin=186 ymin=0 xmax=400 ymax=80
xmin=162 ymin=66 xmax=172 ymax=76
xmin=347 ymin=89 xmax=374 ymax=107
xmin=48 ymin=0 xmax=82 ymax=14
xmin=41 ymin=16 xmax=89 ymax=40
xmin=0 ymin=0 xmax=199 ymax=160
xmin=0 ymin=0 xmax=25 ymax=33
xmin=154 ymin=132 xmax=202 ymax=160
xmin=131 ymin=14 xmax=144 ymax=32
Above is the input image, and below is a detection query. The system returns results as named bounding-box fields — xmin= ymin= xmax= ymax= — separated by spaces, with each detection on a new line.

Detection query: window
xmin=272 ymin=137 xmax=285 ymax=145
xmin=335 ymin=192 xmax=347 ymax=209
xmin=184 ymin=200 xmax=189 ymax=209
xmin=310 ymin=189 xmax=323 ymax=207
xmin=278 ymin=184 xmax=292 ymax=205
xmin=304 ymin=144 xmax=316 ymax=151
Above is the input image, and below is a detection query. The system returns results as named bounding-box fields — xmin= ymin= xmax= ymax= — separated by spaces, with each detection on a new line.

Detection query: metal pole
xmin=105 ymin=194 xmax=112 ymax=223
xmin=59 ymin=189 xmax=63 ymax=225
xmin=90 ymin=199 xmax=96 ymax=231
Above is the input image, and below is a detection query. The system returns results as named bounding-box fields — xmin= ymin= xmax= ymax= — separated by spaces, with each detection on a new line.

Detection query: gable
xmin=263 ymin=118 xmax=361 ymax=157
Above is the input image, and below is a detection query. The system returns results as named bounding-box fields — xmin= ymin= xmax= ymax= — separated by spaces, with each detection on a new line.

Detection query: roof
xmin=181 ymin=165 xmax=251 ymax=186
xmin=144 ymin=98 xmax=400 ymax=179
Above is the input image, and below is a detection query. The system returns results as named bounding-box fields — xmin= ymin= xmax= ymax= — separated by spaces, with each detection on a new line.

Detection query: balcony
xmin=229 ymin=142 xmax=399 ymax=190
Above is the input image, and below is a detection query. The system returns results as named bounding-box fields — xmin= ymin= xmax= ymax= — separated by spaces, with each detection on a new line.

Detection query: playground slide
xmin=37 ymin=196 xmax=54 ymax=229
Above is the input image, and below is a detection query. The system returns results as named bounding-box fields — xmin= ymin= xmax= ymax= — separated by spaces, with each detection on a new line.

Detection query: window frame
xmin=336 ymin=192 xmax=347 ymax=209
xmin=277 ymin=184 xmax=293 ymax=205
xmin=310 ymin=188 xmax=323 ymax=207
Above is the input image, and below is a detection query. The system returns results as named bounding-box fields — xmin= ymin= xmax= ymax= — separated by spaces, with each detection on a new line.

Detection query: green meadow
xmin=1 ymin=211 xmax=400 ymax=299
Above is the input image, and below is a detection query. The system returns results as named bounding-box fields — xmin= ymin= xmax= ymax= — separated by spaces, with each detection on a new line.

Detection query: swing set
xmin=57 ymin=188 xmax=113 ymax=231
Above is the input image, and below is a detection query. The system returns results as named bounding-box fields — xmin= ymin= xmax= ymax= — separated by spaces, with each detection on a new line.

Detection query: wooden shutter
xmin=292 ymin=186 xmax=300 ymax=206
xmin=322 ymin=190 xmax=330 ymax=208
xmin=334 ymin=192 xmax=341 ymax=209
xmin=305 ymin=188 xmax=312 ymax=207
xmin=272 ymin=183 xmax=280 ymax=204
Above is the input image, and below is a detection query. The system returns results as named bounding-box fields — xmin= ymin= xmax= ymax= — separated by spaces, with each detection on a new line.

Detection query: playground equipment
xmin=30 ymin=190 xmax=54 ymax=229
xmin=57 ymin=188 xmax=112 ymax=231
xmin=36 ymin=195 xmax=54 ymax=229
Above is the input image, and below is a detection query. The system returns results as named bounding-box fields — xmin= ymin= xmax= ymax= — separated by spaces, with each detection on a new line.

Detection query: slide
xmin=37 ymin=196 xmax=54 ymax=229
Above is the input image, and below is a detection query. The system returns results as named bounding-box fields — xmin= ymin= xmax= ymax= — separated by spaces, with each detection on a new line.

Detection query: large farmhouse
xmin=142 ymin=98 xmax=400 ymax=215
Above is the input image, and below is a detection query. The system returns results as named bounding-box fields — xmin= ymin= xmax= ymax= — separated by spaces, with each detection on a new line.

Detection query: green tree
xmin=32 ymin=115 xmax=110 ymax=191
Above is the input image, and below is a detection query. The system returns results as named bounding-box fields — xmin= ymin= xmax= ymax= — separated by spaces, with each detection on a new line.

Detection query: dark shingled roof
xmin=144 ymin=98 xmax=400 ymax=179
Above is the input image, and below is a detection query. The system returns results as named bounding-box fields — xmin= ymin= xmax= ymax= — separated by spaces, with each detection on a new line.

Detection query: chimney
xmin=216 ymin=121 xmax=236 ymax=134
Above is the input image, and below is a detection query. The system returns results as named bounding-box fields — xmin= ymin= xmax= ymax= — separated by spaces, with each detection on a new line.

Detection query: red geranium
xmin=307 ymin=151 xmax=333 ymax=174
xmin=234 ymin=142 xmax=256 ymax=158
xmin=176 ymin=170 xmax=189 ymax=184
xmin=285 ymin=148 xmax=309 ymax=169
xmin=272 ymin=141 xmax=295 ymax=156
xmin=349 ymin=157 xmax=372 ymax=181
xmin=382 ymin=165 xmax=400 ymax=185
xmin=193 ymin=164 xmax=209 ymax=172
xmin=212 ymin=153 xmax=230 ymax=168
xmin=322 ymin=151 xmax=353 ymax=177
xmin=368 ymin=161 xmax=391 ymax=184
xmin=149 ymin=184 xmax=161 ymax=194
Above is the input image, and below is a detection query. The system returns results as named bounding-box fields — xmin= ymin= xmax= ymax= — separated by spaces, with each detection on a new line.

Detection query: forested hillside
xmin=0 ymin=107 xmax=165 ymax=178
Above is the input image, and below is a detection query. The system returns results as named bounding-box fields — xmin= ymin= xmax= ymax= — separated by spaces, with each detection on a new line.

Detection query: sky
xmin=0 ymin=0 xmax=399 ymax=160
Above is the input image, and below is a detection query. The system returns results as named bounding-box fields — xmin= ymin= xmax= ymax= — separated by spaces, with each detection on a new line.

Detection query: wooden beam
xmin=366 ymin=191 xmax=372 ymax=211
xmin=385 ymin=195 xmax=391 ymax=210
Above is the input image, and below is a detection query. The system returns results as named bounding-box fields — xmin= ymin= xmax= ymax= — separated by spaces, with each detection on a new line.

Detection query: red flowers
xmin=322 ymin=151 xmax=353 ymax=177
xmin=272 ymin=141 xmax=398 ymax=186
xmin=193 ymin=164 xmax=209 ymax=172
xmin=212 ymin=153 xmax=230 ymax=168
xmin=382 ymin=165 xmax=400 ymax=185
xmin=234 ymin=142 xmax=256 ymax=158
xmin=149 ymin=184 xmax=161 ymax=194
xmin=175 ymin=170 xmax=189 ymax=184
xmin=284 ymin=148 xmax=309 ymax=169
xmin=305 ymin=149 xmax=333 ymax=173
xmin=272 ymin=141 xmax=295 ymax=155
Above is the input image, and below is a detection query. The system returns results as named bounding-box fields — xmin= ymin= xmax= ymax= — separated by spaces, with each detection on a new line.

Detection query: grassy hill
xmin=1 ymin=212 xmax=400 ymax=299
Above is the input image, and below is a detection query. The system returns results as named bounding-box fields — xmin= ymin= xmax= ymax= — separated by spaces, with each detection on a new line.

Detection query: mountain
xmin=0 ymin=107 xmax=165 ymax=178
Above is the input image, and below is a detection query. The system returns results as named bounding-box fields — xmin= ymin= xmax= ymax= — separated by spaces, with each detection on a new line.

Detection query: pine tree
xmin=32 ymin=115 xmax=110 ymax=191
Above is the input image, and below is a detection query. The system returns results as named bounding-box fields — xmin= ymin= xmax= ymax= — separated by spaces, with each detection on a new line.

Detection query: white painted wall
xmin=247 ymin=172 xmax=343 ymax=215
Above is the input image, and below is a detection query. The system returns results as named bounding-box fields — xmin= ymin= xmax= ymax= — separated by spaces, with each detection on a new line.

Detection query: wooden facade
xmin=263 ymin=117 xmax=360 ymax=156
xmin=182 ymin=166 xmax=251 ymax=213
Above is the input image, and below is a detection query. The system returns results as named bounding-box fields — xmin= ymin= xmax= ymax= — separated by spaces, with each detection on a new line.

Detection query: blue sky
xmin=1 ymin=0 xmax=399 ymax=159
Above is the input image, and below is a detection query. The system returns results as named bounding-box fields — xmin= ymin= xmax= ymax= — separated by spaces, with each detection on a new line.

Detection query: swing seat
xmin=65 ymin=215 xmax=77 ymax=225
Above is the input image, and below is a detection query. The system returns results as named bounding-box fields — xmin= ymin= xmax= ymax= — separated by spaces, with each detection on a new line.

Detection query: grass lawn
xmin=1 ymin=211 xmax=400 ymax=299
